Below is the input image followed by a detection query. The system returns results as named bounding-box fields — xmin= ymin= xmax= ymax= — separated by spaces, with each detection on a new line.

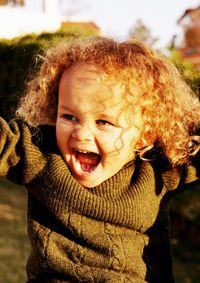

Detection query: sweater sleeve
xmin=162 ymin=150 xmax=200 ymax=193
xmin=0 ymin=117 xmax=47 ymax=185
xmin=0 ymin=117 xmax=21 ymax=177
xmin=179 ymin=150 xmax=200 ymax=188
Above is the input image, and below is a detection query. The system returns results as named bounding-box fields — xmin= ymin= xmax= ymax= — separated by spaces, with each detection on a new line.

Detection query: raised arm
xmin=0 ymin=117 xmax=21 ymax=177
xmin=0 ymin=117 xmax=47 ymax=185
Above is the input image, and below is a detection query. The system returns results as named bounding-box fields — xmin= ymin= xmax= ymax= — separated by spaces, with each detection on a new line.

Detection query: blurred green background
xmin=0 ymin=15 xmax=200 ymax=283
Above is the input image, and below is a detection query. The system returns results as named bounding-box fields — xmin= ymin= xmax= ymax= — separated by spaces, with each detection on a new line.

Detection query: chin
xmin=75 ymin=177 xmax=104 ymax=188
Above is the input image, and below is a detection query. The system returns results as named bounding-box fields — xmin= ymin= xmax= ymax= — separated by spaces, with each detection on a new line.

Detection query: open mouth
xmin=72 ymin=148 xmax=101 ymax=173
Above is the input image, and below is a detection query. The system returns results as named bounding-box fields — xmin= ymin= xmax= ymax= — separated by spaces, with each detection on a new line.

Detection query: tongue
xmin=77 ymin=152 xmax=100 ymax=172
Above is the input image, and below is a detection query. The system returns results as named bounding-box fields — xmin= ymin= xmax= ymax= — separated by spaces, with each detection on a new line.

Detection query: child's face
xmin=56 ymin=63 xmax=142 ymax=187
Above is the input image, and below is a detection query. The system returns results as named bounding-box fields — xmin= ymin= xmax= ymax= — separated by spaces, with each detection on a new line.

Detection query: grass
xmin=0 ymin=177 xmax=199 ymax=283
xmin=0 ymin=178 xmax=29 ymax=283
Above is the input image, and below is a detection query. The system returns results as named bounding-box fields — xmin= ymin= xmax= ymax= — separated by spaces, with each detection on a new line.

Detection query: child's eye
xmin=96 ymin=120 xmax=112 ymax=126
xmin=62 ymin=114 xmax=78 ymax=121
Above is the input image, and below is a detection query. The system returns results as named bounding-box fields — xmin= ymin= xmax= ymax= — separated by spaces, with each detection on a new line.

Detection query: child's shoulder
xmin=140 ymin=146 xmax=200 ymax=193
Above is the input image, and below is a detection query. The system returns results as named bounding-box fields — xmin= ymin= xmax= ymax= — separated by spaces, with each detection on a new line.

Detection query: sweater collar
xmin=37 ymin=154 xmax=152 ymax=229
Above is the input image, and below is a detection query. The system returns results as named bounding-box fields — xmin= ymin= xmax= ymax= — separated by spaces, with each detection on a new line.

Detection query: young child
xmin=0 ymin=36 xmax=199 ymax=283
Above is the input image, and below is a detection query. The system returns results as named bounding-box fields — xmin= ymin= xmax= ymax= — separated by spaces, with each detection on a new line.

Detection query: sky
xmin=73 ymin=0 xmax=200 ymax=47
xmin=1 ymin=0 xmax=200 ymax=48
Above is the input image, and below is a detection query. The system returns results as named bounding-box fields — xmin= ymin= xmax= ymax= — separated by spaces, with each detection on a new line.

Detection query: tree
xmin=169 ymin=48 xmax=200 ymax=98
xmin=129 ymin=19 xmax=158 ymax=47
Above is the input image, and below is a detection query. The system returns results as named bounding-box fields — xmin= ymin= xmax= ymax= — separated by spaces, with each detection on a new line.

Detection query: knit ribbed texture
xmin=0 ymin=118 xmax=199 ymax=283
xmin=36 ymin=154 xmax=160 ymax=231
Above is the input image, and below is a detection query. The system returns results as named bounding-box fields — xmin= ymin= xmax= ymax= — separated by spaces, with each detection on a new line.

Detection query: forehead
xmin=61 ymin=63 xmax=114 ymax=88
xmin=59 ymin=63 xmax=141 ymax=125
xmin=59 ymin=63 xmax=126 ymax=103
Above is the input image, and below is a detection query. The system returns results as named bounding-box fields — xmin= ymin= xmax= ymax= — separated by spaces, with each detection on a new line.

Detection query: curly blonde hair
xmin=17 ymin=36 xmax=200 ymax=166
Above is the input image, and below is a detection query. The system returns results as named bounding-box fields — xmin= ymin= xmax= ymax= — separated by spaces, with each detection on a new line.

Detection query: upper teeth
xmin=75 ymin=148 xmax=90 ymax=154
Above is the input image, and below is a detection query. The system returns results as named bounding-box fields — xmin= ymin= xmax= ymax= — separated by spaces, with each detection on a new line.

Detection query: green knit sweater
xmin=0 ymin=118 xmax=199 ymax=283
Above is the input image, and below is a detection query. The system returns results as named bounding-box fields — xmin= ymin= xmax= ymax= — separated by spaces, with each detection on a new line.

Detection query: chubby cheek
xmin=105 ymin=128 xmax=138 ymax=161
xmin=97 ymin=131 xmax=119 ymax=153
xmin=56 ymin=123 xmax=71 ymax=161
xmin=97 ymin=130 xmax=127 ymax=157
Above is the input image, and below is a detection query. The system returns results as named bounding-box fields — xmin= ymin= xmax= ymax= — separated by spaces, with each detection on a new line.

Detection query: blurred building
xmin=176 ymin=5 xmax=200 ymax=70
xmin=0 ymin=0 xmax=100 ymax=39
xmin=60 ymin=21 xmax=100 ymax=34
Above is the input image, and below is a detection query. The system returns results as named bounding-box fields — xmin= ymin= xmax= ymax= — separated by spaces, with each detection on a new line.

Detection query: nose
xmin=72 ymin=124 xmax=94 ymax=141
